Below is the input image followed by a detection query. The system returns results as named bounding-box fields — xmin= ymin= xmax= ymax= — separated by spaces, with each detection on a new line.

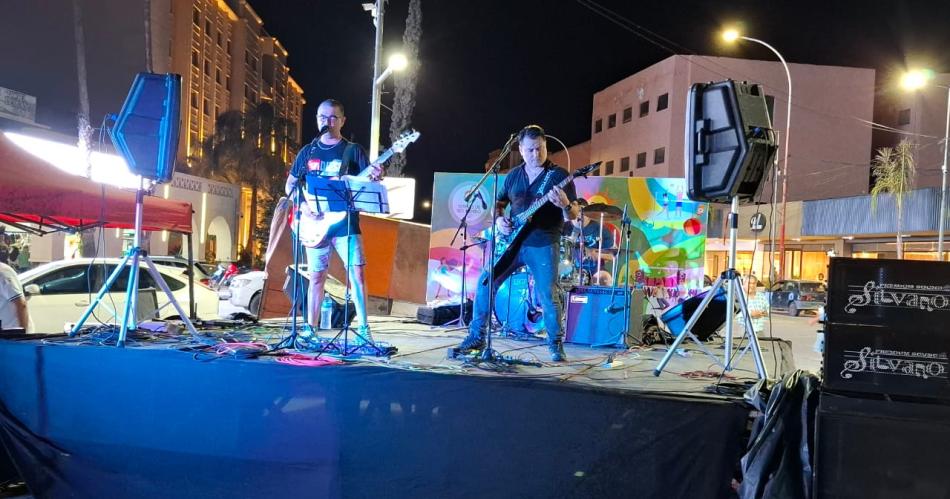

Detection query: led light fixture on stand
xmin=69 ymin=72 xmax=199 ymax=346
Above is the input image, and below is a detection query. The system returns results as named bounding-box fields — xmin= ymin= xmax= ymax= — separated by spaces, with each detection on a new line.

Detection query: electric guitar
xmin=292 ymin=129 xmax=420 ymax=247
xmin=489 ymin=162 xmax=601 ymax=278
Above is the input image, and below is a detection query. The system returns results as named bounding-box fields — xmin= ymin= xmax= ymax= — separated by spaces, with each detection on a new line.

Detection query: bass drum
xmin=493 ymin=268 xmax=544 ymax=335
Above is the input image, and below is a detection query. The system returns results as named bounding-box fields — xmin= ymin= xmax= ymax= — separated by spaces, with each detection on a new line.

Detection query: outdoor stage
xmin=0 ymin=317 xmax=793 ymax=499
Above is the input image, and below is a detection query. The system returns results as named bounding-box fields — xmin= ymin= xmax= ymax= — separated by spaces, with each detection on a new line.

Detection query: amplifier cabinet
xmin=823 ymin=323 xmax=950 ymax=401
xmin=565 ymin=286 xmax=644 ymax=347
xmin=815 ymin=392 xmax=950 ymax=499
xmin=827 ymin=257 xmax=950 ymax=329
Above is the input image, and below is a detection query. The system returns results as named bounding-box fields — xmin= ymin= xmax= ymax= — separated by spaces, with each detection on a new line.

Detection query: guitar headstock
xmin=391 ymin=129 xmax=421 ymax=153
xmin=573 ymin=161 xmax=601 ymax=178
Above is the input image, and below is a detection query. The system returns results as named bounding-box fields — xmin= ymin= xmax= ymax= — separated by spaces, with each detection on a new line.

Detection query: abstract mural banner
xmin=426 ymin=173 xmax=708 ymax=311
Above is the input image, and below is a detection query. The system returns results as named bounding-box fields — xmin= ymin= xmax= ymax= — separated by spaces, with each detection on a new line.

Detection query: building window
xmin=216 ymin=68 xmax=222 ymax=84
xmin=608 ymin=114 xmax=617 ymax=128
xmin=191 ymin=92 xmax=198 ymax=109
xmin=226 ymin=76 xmax=231 ymax=91
xmin=217 ymin=31 xmax=223 ymax=46
xmin=205 ymin=20 xmax=212 ymax=34
xmin=203 ymin=99 xmax=210 ymax=115
xmin=640 ymin=101 xmax=649 ymax=117
xmin=192 ymin=7 xmax=200 ymax=26
xmin=636 ymin=152 xmax=647 ymax=168
xmin=191 ymin=50 xmax=199 ymax=67
xmin=622 ymin=107 xmax=632 ymax=123
xmin=594 ymin=119 xmax=603 ymax=133
xmin=604 ymin=160 xmax=614 ymax=175
xmin=654 ymin=147 xmax=665 ymax=164
xmin=898 ymin=108 xmax=911 ymax=126
xmin=657 ymin=93 xmax=669 ymax=111
xmin=214 ymin=106 xmax=220 ymax=119
xmin=227 ymin=39 xmax=232 ymax=53
xmin=203 ymin=60 xmax=210 ymax=76
xmin=620 ymin=156 xmax=630 ymax=172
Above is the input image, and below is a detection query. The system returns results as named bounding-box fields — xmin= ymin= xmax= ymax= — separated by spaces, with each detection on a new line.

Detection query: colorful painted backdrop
xmin=426 ymin=173 xmax=708 ymax=308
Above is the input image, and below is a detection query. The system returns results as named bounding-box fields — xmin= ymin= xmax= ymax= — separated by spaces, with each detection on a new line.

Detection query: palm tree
xmin=185 ymin=103 xmax=296 ymax=264
xmin=870 ymin=139 xmax=917 ymax=259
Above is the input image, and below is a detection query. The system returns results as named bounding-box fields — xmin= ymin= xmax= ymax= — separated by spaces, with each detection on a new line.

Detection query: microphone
xmin=475 ymin=191 xmax=487 ymax=210
xmin=605 ymin=303 xmax=625 ymax=314
xmin=318 ymin=125 xmax=330 ymax=136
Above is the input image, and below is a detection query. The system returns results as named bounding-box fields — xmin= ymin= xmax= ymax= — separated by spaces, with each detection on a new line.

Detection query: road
xmin=756 ymin=312 xmax=823 ymax=374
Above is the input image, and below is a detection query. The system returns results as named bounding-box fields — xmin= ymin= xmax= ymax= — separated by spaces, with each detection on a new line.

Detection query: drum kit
xmin=489 ymin=202 xmax=627 ymax=337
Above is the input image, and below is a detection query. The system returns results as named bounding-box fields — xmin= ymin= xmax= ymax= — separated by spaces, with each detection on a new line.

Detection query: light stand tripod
xmin=70 ymin=178 xmax=200 ymax=346
xmin=653 ymin=196 xmax=768 ymax=379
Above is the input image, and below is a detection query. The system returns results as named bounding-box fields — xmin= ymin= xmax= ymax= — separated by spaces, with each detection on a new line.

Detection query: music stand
xmin=306 ymin=175 xmax=391 ymax=358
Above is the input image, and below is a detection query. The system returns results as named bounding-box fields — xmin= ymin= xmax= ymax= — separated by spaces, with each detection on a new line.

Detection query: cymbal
xmin=583 ymin=203 xmax=624 ymax=219
xmin=468 ymin=237 xmax=489 ymax=245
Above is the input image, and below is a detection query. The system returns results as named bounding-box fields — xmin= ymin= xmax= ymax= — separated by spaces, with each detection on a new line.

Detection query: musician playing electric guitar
xmin=457 ymin=125 xmax=581 ymax=361
xmin=284 ymin=99 xmax=382 ymax=343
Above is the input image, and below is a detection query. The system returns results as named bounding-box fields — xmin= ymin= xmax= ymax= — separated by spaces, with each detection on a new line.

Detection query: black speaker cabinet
xmin=826 ymin=257 xmax=950 ymax=331
xmin=685 ymin=80 xmax=778 ymax=204
xmin=565 ymin=286 xmax=644 ymax=347
xmin=815 ymin=392 xmax=950 ymax=499
xmin=823 ymin=323 xmax=950 ymax=401
xmin=417 ymin=301 xmax=472 ymax=325
xmin=659 ymin=287 xmax=731 ymax=341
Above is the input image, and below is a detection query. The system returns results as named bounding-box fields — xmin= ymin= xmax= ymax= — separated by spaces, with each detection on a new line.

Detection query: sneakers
xmin=548 ymin=341 xmax=567 ymax=362
xmin=353 ymin=324 xmax=374 ymax=345
xmin=457 ymin=331 xmax=486 ymax=352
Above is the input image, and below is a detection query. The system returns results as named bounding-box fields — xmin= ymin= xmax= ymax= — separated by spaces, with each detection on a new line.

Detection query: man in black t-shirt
xmin=285 ymin=99 xmax=382 ymax=343
xmin=457 ymin=125 xmax=580 ymax=361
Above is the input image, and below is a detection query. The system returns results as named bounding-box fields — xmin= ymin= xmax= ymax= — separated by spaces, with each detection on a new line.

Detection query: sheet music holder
xmin=305 ymin=174 xmax=390 ymax=215
xmin=303 ymin=173 xmax=393 ymax=358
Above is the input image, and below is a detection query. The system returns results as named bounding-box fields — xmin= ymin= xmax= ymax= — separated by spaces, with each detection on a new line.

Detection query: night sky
xmin=249 ymin=0 xmax=950 ymax=223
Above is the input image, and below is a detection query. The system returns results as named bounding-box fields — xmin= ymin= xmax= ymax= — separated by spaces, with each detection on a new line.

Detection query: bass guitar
xmin=292 ymin=129 xmax=420 ymax=247
xmin=489 ymin=161 xmax=600 ymax=278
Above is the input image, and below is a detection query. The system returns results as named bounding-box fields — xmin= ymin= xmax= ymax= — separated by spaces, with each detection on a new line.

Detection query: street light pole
xmin=369 ymin=0 xmax=386 ymax=161
xmin=736 ymin=35 xmax=792 ymax=280
xmin=938 ymin=85 xmax=950 ymax=260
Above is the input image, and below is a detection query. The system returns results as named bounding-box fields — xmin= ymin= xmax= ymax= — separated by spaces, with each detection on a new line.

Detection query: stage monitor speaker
xmin=685 ymin=80 xmax=778 ymax=204
xmin=565 ymin=286 xmax=645 ymax=347
xmin=109 ymin=72 xmax=182 ymax=183
xmin=417 ymin=301 xmax=472 ymax=325
xmin=659 ymin=287 xmax=731 ymax=341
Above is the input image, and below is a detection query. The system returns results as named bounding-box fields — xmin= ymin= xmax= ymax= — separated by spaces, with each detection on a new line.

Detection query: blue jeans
xmin=469 ymin=243 xmax=563 ymax=344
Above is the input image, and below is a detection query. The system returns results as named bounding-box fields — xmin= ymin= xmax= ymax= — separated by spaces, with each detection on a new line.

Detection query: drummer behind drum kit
xmin=490 ymin=201 xmax=639 ymax=343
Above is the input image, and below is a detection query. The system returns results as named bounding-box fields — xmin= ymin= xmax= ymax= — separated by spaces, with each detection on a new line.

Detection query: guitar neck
xmin=513 ymin=173 xmax=576 ymax=226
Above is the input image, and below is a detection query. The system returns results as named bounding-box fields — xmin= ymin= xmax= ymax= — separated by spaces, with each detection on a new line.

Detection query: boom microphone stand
xmin=452 ymin=133 xmax=540 ymax=367
xmin=653 ymin=196 xmax=768 ymax=379
xmin=445 ymin=190 xmax=484 ymax=328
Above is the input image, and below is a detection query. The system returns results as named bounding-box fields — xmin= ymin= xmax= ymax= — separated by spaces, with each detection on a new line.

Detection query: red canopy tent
xmin=0 ymin=132 xmax=192 ymax=234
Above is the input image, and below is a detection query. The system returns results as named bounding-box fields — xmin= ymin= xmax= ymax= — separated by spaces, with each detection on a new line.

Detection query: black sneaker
xmin=548 ymin=341 xmax=567 ymax=362
xmin=457 ymin=331 xmax=486 ymax=352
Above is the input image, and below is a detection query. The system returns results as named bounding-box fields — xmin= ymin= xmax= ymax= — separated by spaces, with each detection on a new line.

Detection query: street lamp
xmin=902 ymin=68 xmax=949 ymax=260
xmin=722 ymin=28 xmax=793 ymax=280
xmin=369 ymin=53 xmax=409 ymax=161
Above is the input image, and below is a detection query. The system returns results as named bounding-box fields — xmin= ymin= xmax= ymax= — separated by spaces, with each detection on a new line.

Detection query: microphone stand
xmin=453 ymin=134 xmax=540 ymax=367
xmin=276 ymin=172 xmax=310 ymax=350
xmin=445 ymin=192 xmax=483 ymax=328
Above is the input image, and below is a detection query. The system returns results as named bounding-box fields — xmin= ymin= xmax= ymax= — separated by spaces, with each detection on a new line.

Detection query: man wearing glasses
xmin=285 ymin=99 xmax=383 ymax=344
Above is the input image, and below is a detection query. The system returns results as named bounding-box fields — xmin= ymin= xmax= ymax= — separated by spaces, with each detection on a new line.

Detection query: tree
xmin=185 ymin=103 xmax=297 ymax=265
xmin=387 ymin=0 xmax=423 ymax=178
xmin=870 ymin=139 xmax=917 ymax=259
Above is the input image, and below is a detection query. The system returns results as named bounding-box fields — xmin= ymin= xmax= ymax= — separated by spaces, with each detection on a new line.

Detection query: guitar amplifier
xmin=564 ymin=286 xmax=644 ymax=347
xmin=827 ymin=257 xmax=950 ymax=329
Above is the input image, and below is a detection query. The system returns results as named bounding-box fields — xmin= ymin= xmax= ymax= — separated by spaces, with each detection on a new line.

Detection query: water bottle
xmin=320 ymin=293 xmax=333 ymax=330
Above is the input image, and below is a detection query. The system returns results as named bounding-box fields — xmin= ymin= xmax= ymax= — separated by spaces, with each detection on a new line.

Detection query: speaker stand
xmin=653 ymin=196 xmax=768 ymax=379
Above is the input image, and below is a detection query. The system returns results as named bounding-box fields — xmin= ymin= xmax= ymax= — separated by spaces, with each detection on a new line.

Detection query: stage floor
xmin=0 ymin=315 xmax=794 ymax=498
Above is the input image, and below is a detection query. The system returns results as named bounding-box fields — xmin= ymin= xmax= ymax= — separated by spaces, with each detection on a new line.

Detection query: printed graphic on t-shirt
xmin=308 ymin=157 xmax=343 ymax=177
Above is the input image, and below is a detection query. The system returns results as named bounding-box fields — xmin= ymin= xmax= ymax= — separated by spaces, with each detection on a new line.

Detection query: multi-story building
xmin=0 ymin=0 xmax=304 ymax=263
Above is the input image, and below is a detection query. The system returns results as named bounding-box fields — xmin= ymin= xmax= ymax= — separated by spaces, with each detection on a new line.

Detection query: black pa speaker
xmin=110 ymin=72 xmax=182 ymax=183
xmin=659 ymin=287 xmax=731 ymax=341
xmin=685 ymin=80 xmax=778 ymax=204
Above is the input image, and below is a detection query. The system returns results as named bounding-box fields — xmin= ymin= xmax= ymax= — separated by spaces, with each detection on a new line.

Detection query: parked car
xmin=19 ymin=258 xmax=219 ymax=333
xmin=149 ymin=256 xmax=214 ymax=286
xmin=768 ymin=279 xmax=826 ymax=316
xmin=228 ymin=271 xmax=268 ymax=316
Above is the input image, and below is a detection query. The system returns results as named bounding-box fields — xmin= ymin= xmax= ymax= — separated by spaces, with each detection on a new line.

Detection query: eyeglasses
xmin=317 ymin=115 xmax=341 ymax=122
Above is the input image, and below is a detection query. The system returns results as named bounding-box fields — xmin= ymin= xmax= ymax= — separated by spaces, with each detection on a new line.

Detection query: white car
xmin=228 ymin=271 xmax=267 ymax=316
xmin=19 ymin=258 xmax=220 ymax=333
